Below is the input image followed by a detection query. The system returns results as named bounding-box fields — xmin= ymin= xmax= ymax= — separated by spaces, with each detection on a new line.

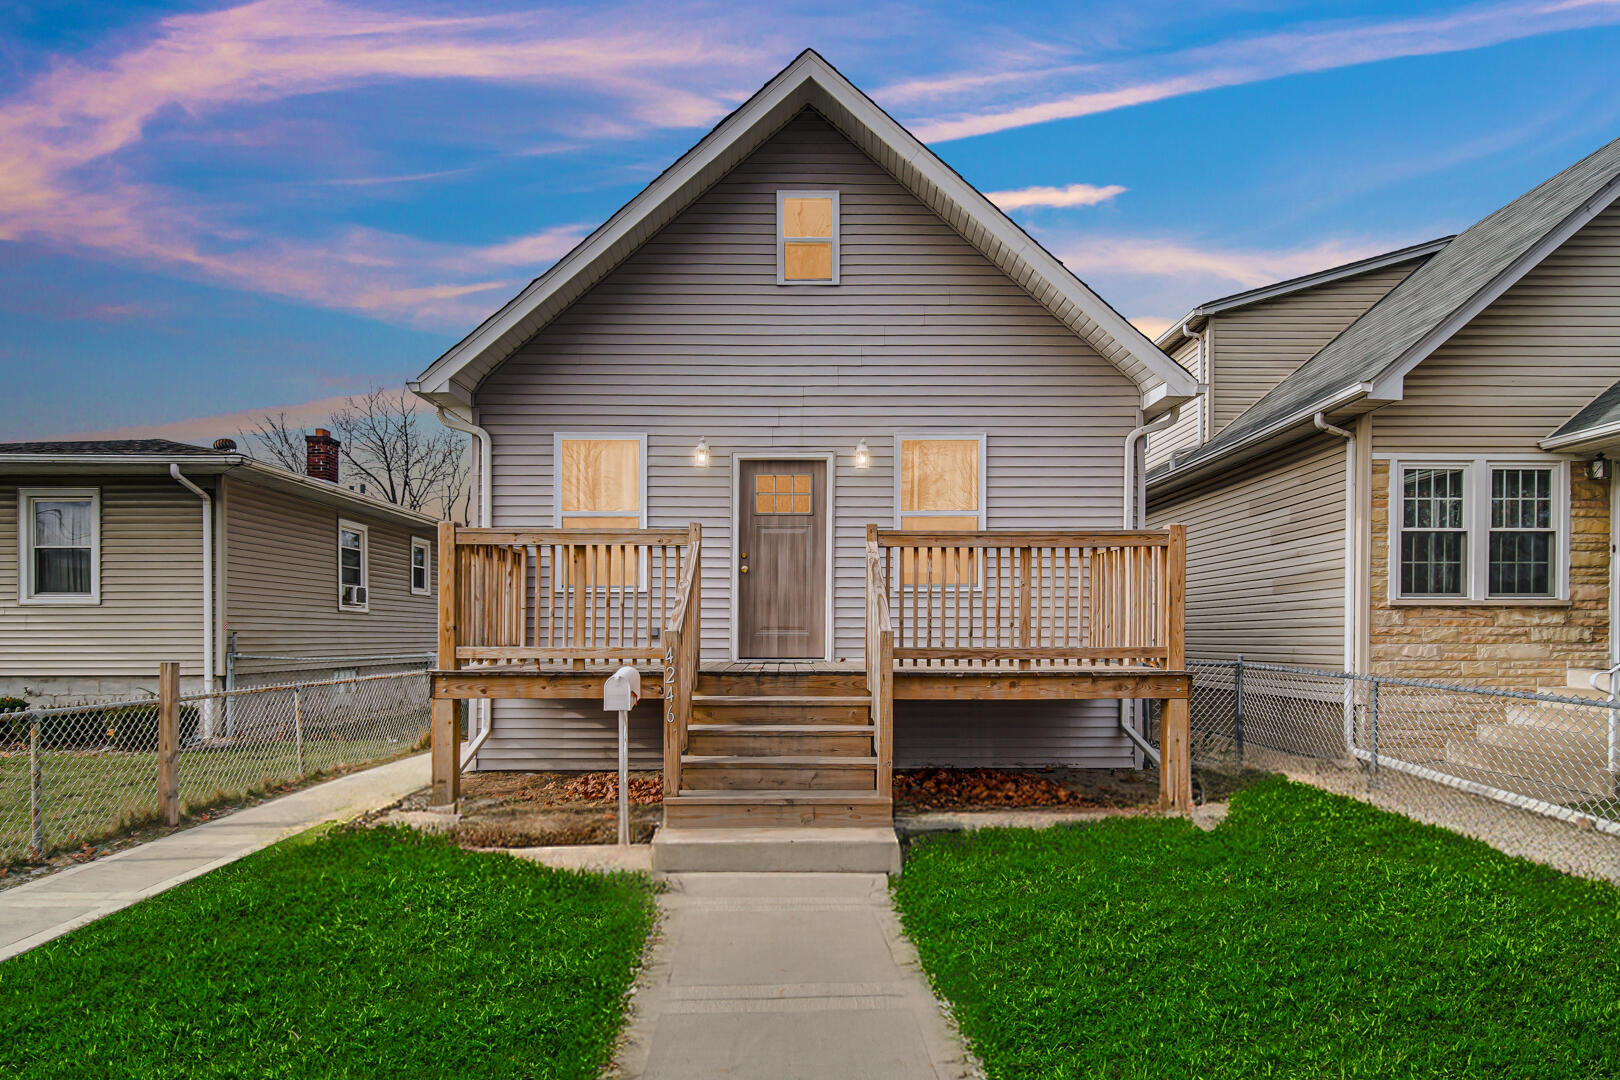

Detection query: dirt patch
xmin=893 ymin=767 xmax=1161 ymax=814
xmin=376 ymin=771 xmax=664 ymax=848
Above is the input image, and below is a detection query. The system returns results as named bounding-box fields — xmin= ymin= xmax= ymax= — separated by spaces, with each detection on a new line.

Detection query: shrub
xmin=0 ymin=697 xmax=28 ymax=745
xmin=107 ymin=704 xmax=201 ymax=752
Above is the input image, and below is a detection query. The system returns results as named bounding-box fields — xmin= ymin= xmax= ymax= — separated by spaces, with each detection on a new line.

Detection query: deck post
xmin=431 ymin=520 xmax=461 ymax=807
xmin=157 ymin=661 xmax=180 ymax=826
xmin=1159 ymin=524 xmax=1193 ymax=812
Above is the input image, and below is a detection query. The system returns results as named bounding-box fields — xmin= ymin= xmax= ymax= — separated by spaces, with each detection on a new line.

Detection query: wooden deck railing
xmin=436 ymin=523 xmax=699 ymax=670
xmin=864 ymin=536 xmax=895 ymax=794
xmin=868 ymin=526 xmax=1186 ymax=670
xmin=661 ymin=526 xmax=702 ymax=797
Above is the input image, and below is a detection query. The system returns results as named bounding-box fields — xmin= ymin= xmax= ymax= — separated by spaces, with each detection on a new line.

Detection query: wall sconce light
xmin=853 ymin=438 xmax=871 ymax=469
xmin=1590 ymin=453 xmax=1608 ymax=481
xmin=694 ymin=437 xmax=711 ymax=468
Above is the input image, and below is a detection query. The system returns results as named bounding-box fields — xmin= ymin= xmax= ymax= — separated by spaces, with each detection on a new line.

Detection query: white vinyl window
xmin=777 ymin=190 xmax=839 ymax=284
xmin=19 ymin=488 xmax=100 ymax=604
xmin=894 ymin=433 xmax=986 ymax=586
xmin=1391 ymin=458 xmax=1567 ymax=601
xmin=410 ymin=537 xmax=431 ymax=596
xmin=338 ymin=520 xmax=369 ymax=611
xmin=554 ymin=433 xmax=647 ymax=587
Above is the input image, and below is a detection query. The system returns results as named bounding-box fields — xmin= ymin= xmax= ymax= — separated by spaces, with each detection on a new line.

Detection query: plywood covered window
xmin=777 ymin=190 xmax=839 ymax=284
xmin=895 ymin=434 xmax=985 ymax=585
xmin=555 ymin=433 xmax=646 ymax=587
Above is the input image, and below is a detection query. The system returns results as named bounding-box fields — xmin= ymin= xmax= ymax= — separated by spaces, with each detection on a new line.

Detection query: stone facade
xmin=1368 ymin=460 xmax=1610 ymax=691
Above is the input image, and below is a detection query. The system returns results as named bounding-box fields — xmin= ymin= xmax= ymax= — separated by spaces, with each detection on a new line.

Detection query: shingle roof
xmin=1547 ymin=378 xmax=1620 ymax=444
xmin=0 ymin=439 xmax=223 ymax=457
xmin=1159 ymin=133 xmax=1620 ymax=477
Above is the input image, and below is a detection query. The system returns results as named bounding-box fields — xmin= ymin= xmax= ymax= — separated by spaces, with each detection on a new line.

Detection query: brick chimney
xmin=305 ymin=429 xmax=340 ymax=483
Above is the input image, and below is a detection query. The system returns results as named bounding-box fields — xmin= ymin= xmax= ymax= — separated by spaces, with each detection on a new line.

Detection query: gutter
xmin=1311 ymin=413 xmax=1358 ymax=678
xmin=1541 ymin=417 xmax=1620 ymax=453
xmin=431 ymin=405 xmax=494 ymax=769
xmin=169 ymin=464 xmax=217 ymax=737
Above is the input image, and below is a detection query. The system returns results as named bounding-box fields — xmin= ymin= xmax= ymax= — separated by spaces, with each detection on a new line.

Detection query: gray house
xmin=410 ymin=51 xmax=1200 ymax=844
xmin=0 ymin=436 xmax=439 ymax=706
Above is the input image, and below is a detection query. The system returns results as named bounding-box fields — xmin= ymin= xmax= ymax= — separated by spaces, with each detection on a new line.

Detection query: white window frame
xmin=776 ymin=189 xmax=840 ymax=286
xmin=338 ymin=519 xmax=370 ymax=612
xmin=410 ymin=537 xmax=431 ymax=596
xmin=552 ymin=432 xmax=649 ymax=593
xmin=18 ymin=487 xmax=101 ymax=605
xmin=1384 ymin=455 xmax=1569 ymax=604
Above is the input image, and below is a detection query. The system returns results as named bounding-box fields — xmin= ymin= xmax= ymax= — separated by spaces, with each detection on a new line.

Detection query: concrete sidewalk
xmin=0 ymin=753 xmax=428 ymax=961
xmin=613 ymin=873 xmax=977 ymax=1079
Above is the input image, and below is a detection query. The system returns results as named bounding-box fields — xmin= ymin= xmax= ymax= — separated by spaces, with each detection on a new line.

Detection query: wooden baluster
xmin=1017 ymin=546 xmax=1032 ymax=669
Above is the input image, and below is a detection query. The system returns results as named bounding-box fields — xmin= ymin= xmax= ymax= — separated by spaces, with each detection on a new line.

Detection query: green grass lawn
xmin=0 ymin=827 xmax=656 ymax=1079
xmin=893 ymin=777 xmax=1620 ymax=1080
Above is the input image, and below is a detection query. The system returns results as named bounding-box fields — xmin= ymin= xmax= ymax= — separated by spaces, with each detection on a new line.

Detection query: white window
xmin=1391 ymin=458 xmax=1567 ymax=601
xmin=338 ymin=520 xmax=369 ymax=611
xmin=410 ymin=538 xmax=431 ymax=596
xmin=777 ymin=190 xmax=839 ymax=284
xmin=554 ymin=433 xmax=647 ymax=587
xmin=894 ymin=434 xmax=986 ymax=585
xmin=19 ymin=488 xmax=100 ymax=604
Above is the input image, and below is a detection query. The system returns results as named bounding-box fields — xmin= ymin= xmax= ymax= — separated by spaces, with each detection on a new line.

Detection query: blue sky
xmin=3 ymin=0 xmax=1620 ymax=441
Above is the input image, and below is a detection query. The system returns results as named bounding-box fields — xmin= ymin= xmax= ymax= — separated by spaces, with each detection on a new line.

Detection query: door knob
xmin=740 ymin=565 xmax=749 ymax=574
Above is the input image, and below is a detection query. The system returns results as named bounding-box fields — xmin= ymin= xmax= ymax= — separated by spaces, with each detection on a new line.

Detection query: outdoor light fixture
xmin=1590 ymin=453 xmax=1609 ymax=481
xmin=694 ymin=436 xmax=710 ymax=468
xmin=853 ymin=439 xmax=871 ymax=468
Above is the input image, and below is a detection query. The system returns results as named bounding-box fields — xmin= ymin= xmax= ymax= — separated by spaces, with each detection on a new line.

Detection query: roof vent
xmin=212 ymin=438 xmax=237 ymax=452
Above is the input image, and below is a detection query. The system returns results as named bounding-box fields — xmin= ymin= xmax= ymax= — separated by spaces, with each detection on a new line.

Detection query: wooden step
xmin=690 ymin=695 xmax=872 ymax=724
xmin=697 ymin=672 xmax=869 ymax=696
xmin=685 ymin=724 xmax=876 ymax=757
xmin=663 ymin=791 xmax=893 ymax=828
xmin=679 ymin=755 xmax=878 ymax=791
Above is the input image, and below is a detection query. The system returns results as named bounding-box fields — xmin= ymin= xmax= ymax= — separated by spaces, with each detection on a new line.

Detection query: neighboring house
xmin=410 ymin=49 xmax=1197 ymax=800
xmin=0 ymin=436 xmax=439 ymax=706
xmin=1146 ymin=135 xmax=1620 ymax=697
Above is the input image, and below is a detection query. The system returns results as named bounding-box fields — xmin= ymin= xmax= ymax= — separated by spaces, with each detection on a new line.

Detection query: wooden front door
xmin=738 ymin=459 xmax=828 ymax=659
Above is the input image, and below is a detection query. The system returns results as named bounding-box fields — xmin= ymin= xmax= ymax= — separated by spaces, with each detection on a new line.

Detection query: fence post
xmin=1233 ymin=655 xmax=1245 ymax=765
xmin=1367 ymin=677 xmax=1380 ymax=779
xmin=431 ymin=519 xmax=462 ymax=807
xmin=29 ymin=718 xmax=44 ymax=859
xmin=158 ymin=662 xmax=180 ymax=826
xmin=293 ymin=688 xmax=305 ymax=776
xmin=224 ymin=631 xmax=237 ymax=737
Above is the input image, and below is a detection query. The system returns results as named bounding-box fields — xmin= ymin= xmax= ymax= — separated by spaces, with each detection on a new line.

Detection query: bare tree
xmin=241 ymin=388 xmax=471 ymax=521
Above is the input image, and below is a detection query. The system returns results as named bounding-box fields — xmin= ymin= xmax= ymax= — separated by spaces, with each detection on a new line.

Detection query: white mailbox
xmin=603 ymin=666 xmax=641 ymax=712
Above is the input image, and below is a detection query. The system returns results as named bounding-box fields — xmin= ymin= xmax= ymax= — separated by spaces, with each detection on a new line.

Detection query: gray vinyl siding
xmin=0 ymin=477 xmax=206 ymax=678
xmin=1149 ymin=437 xmax=1346 ymax=667
xmin=1373 ymin=201 xmax=1620 ymax=454
xmin=222 ymin=476 xmax=437 ymax=674
xmin=1211 ymin=260 xmax=1421 ymax=435
xmin=1145 ymin=337 xmax=1204 ymax=471
xmin=472 ymin=109 xmax=1141 ymax=771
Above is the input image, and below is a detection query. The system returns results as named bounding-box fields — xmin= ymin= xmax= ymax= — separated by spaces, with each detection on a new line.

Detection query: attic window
xmin=777 ymin=191 xmax=838 ymax=284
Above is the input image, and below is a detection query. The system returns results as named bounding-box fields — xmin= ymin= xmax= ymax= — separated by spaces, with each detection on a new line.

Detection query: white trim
xmin=1611 ymin=471 xmax=1619 ymax=667
xmin=728 ymin=452 xmax=837 ymax=662
xmin=17 ymin=487 xmax=101 ymax=605
xmin=550 ymin=432 xmax=649 ymax=529
xmin=776 ymin=189 xmax=840 ymax=285
xmin=410 ymin=537 xmax=432 ymax=596
xmin=1542 ymin=415 xmax=1620 ymax=452
xmin=337 ymin=519 xmax=370 ymax=612
xmin=1385 ymin=455 xmax=1569 ymax=603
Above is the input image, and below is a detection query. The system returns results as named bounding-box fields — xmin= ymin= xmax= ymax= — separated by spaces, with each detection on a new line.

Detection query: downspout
xmin=434 ymin=406 xmax=493 ymax=768
xmin=170 ymin=465 xmax=215 ymax=738
xmin=1314 ymin=412 xmax=1358 ymax=757
xmin=1181 ymin=319 xmax=1207 ymax=442
xmin=1120 ymin=409 xmax=1180 ymax=767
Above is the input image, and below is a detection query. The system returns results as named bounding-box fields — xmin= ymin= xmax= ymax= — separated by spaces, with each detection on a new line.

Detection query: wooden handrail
xmin=662 ymin=523 xmax=702 ymax=797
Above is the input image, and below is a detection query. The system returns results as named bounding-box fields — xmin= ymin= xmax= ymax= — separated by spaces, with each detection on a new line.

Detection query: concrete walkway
xmin=613 ymin=873 xmax=978 ymax=1080
xmin=0 ymin=753 xmax=429 ymax=961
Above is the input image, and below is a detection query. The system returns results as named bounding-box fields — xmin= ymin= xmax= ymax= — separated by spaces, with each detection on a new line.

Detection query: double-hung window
xmin=1392 ymin=459 xmax=1565 ymax=601
xmin=555 ymin=433 xmax=646 ymax=587
xmin=410 ymin=537 xmax=431 ymax=596
xmin=777 ymin=191 xmax=838 ymax=284
xmin=19 ymin=488 xmax=99 ymax=604
xmin=895 ymin=434 xmax=985 ymax=586
xmin=338 ymin=520 xmax=369 ymax=611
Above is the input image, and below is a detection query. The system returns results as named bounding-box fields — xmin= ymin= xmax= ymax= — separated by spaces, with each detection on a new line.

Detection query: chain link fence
xmin=1 ymin=669 xmax=429 ymax=865
xmin=1152 ymin=659 xmax=1620 ymax=881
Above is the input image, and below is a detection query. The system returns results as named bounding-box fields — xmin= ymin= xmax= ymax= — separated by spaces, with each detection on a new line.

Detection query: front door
xmin=738 ymin=459 xmax=828 ymax=659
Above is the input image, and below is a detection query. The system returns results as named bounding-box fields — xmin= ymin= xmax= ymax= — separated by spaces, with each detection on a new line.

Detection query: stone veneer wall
xmin=1368 ymin=461 xmax=1610 ymax=691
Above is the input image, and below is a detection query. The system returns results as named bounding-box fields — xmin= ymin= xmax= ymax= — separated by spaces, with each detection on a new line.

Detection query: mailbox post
xmin=603 ymin=666 xmax=641 ymax=845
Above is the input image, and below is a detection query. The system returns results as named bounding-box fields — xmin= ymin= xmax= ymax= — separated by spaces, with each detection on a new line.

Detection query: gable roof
xmin=1542 ymin=378 xmax=1620 ymax=452
xmin=1153 ymin=132 xmax=1620 ymax=487
xmin=1153 ymin=236 xmax=1452 ymax=353
xmin=410 ymin=50 xmax=1196 ymax=416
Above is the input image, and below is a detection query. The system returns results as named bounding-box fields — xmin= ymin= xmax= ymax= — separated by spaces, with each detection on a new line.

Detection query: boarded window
xmin=778 ymin=192 xmax=838 ymax=283
xmin=897 ymin=437 xmax=983 ymax=585
xmin=557 ymin=436 xmax=643 ymax=586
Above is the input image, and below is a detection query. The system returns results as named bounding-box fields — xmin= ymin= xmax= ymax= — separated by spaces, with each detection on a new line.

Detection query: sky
xmin=3 ymin=0 xmax=1620 ymax=442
